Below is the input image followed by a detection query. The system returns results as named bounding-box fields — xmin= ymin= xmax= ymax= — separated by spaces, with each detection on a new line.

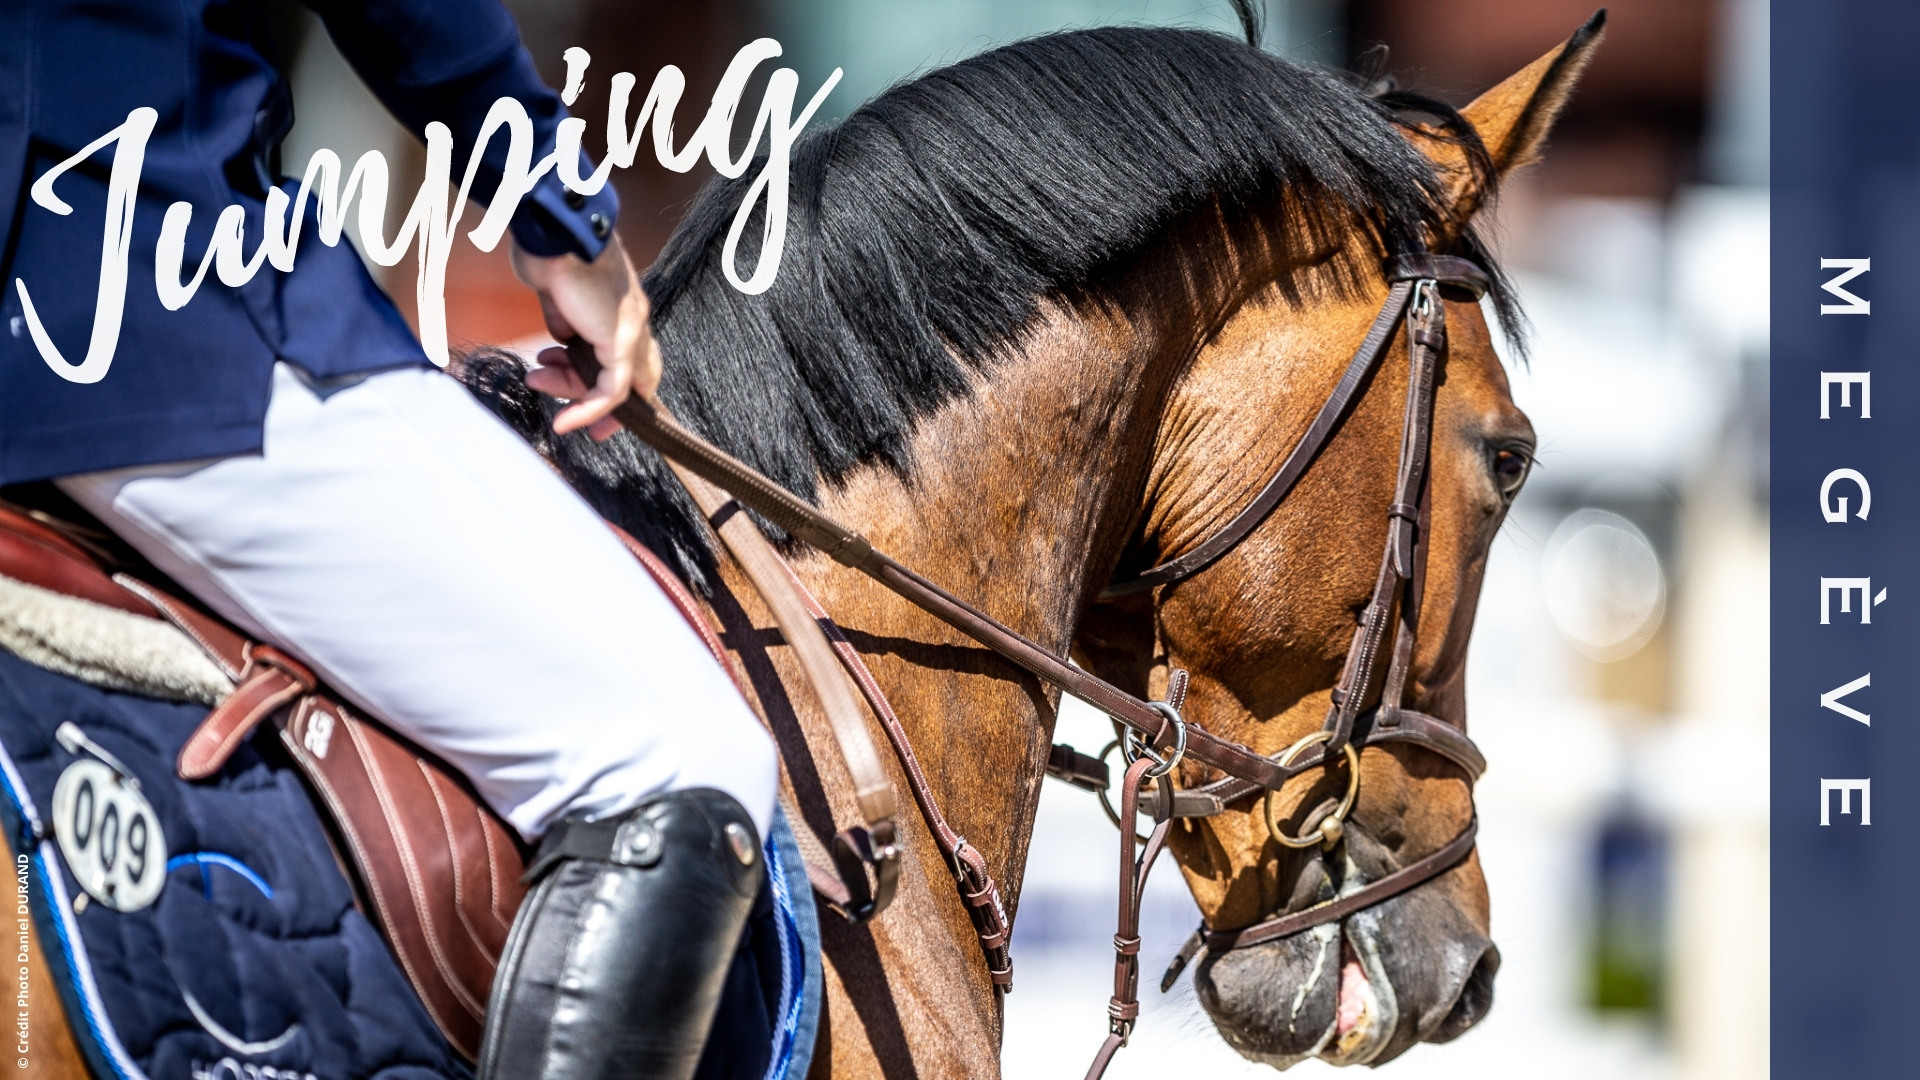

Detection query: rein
xmin=564 ymin=250 xmax=1491 ymax=1071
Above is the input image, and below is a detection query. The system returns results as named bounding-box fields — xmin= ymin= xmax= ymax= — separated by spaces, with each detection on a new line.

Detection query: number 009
xmin=51 ymin=757 xmax=167 ymax=912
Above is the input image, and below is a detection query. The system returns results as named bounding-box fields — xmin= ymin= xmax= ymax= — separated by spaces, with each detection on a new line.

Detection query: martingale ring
xmin=1121 ymin=701 xmax=1187 ymax=780
xmin=1264 ymin=731 xmax=1362 ymax=850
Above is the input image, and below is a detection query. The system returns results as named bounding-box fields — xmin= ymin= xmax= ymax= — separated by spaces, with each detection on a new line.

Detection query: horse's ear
xmin=1463 ymin=10 xmax=1606 ymax=179
xmin=1423 ymin=10 xmax=1607 ymax=230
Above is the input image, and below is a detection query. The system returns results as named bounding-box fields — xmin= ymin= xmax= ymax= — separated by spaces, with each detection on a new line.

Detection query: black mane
xmin=463 ymin=25 xmax=1516 ymax=590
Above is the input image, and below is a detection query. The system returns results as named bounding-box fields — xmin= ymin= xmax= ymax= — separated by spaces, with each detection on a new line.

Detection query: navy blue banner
xmin=1774 ymin=2 xmax=1920 ymax=1074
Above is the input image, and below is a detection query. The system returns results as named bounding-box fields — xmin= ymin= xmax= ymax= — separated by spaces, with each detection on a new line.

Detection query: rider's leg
xmin=480 ymin=788 xmax=765 ymax=1079
xmin=59 ymin=362 xmax=775 ymax=1077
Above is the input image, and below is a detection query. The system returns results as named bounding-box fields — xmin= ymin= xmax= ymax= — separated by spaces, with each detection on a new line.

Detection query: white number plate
xmin=51 ymin=759 xmax=167 ymax=912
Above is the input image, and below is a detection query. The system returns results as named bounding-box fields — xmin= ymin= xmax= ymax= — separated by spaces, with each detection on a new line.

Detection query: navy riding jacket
xmin=0 ymin=0 xmax=617 ymax=484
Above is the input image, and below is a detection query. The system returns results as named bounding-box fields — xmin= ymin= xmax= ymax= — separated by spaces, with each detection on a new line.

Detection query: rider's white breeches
xmin=58 ymin=362 xmax=777 ymax=842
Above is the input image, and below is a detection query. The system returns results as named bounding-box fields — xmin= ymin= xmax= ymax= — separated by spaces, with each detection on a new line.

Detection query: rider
xmin=0 ymin=2 xmax=776 ymax=1077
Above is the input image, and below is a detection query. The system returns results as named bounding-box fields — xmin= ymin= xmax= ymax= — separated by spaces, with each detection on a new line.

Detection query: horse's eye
xmin=1491 ymin=447 xmax=1531 ymax=496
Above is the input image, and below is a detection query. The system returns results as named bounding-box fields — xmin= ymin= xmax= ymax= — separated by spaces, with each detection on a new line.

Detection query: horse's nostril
xmin=1427 ymin=945 xmax=1500 ymax=1044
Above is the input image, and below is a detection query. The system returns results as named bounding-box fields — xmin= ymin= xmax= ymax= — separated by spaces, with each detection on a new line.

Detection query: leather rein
xmin=568 ymin=250 xmax=1491 ymax=1072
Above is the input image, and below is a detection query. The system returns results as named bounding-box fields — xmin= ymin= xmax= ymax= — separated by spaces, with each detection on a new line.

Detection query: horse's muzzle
xmin=1193 ymin=834 xmax=1497 ymax=1069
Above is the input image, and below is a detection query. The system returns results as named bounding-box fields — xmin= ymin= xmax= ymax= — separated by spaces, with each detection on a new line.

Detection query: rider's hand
xmin=510 ymin=233 xmax=661 ymax=441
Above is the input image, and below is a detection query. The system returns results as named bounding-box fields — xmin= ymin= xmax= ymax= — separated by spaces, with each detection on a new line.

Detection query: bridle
xmin=1066 ymin=251 xmax=1492 ymax=1077
xmin=573 ymin=249 xmax=1495 ymax=1078
xmin=1084 ymin=253 xmax=1492 ymax=1075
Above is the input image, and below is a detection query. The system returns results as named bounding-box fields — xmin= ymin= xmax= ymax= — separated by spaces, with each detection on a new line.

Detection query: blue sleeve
xmin=298 ymin=0 xmax=619 ymax=259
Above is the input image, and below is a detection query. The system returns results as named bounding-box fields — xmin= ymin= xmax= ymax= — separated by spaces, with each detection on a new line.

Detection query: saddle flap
xmin=279 ymin=696 xmax=528 ymax=1061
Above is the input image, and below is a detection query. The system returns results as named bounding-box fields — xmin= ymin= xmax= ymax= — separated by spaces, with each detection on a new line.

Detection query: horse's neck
xmin=693 ymin=301 xmax=1212 ymax=1075
xmin=802 ymin=308 xmax=1176 ymax=916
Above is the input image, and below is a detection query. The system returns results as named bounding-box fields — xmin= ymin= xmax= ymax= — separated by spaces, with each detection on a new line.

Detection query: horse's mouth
xmin=1194 ymin=873 xmax=1497 ymax=1069
xmin=1196 ymin=919 xmax=1401 ymax=1069
xmin=1319 ymin=933 xmax=1397 ymax=1065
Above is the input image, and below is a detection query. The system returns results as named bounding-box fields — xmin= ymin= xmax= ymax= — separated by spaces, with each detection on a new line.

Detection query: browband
xmin=1386 ymin=253 xmax=1489 ymax=300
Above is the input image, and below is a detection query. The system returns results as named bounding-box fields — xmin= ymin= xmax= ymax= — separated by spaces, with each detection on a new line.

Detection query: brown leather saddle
xmin=0 ymin=493 xmax=730 ymax=1061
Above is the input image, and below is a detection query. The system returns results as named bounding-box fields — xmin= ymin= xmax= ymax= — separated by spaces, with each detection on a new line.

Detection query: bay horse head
xmin=1076 ymin=17 xmax=1606 ymax=1069
xmin=465 ymin=12 xmax=1604 ymax=1075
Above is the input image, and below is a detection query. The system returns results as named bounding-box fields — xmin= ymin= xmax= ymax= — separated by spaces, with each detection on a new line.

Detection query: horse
xmin=11 ymin=12 xmax=1603 ymax=1078
xmin=459 ymin=12 xmax=1602 ymax=1075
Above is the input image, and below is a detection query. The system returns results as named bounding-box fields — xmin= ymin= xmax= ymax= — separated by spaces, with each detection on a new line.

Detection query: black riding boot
xmin=477 ymin=788 xmax=764 ymax=1080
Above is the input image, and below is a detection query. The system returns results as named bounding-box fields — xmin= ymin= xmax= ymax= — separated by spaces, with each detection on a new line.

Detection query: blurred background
xmin=269 ymin=0 xmax=1769 ymax=1075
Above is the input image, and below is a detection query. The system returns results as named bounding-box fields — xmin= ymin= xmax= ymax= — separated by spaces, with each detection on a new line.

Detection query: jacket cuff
xmin=510 ymin=153 xmax=620 ymax=260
